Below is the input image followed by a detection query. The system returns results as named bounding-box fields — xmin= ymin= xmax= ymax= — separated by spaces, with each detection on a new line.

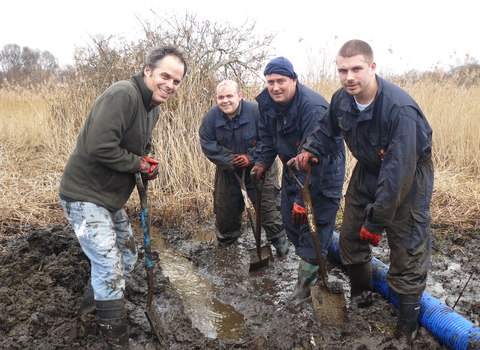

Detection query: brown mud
xmin=0 ymin=218 xmax=478 ymax=350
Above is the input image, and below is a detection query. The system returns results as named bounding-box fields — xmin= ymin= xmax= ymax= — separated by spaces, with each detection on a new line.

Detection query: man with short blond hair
xmin=289 ymin=39 xmax=434 ymax=345
xmin=199 ymin=80 xmax=288 ymax=255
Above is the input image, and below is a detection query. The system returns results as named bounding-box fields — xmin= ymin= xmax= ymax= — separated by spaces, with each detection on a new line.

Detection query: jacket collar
xmin=131 ymin=72 xmax=157 ymax=112
xmin=215 ymin=100 xmax=249 ymax=127
xmin=340 ymin=75 xmax=383 ymax=122
xmin=256 ymin=82 xmax=302 ymax=118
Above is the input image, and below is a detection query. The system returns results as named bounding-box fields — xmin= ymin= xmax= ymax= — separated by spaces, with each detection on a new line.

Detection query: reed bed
xmin=0 ymin=74 xmax=478 ymax=236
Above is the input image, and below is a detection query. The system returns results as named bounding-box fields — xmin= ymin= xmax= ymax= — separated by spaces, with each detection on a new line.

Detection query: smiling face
xmin=265 ymin=73 xmax=297 ymax=105
xmin=216 ymin=82 xmax=243 ymax=119
xmin=143 ymin=54 xmax=185 ymax=105
xmin=336 ymin=54 xmax=377 ymax=105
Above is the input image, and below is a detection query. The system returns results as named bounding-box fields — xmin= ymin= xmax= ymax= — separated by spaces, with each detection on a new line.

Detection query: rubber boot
xmin=271 ymin=235 xmax=290 ymax=257
xmin=78 ymin=280 xmax=95 ymax=316
xmin=395 ymin=294 xmax=422 ymax=346
xmin=348 ymin=261 xmax=373 ymax=308
xmin=291 ymin=259 xmax=319 ymax=300
xmin=96 ymin=299 xmax=130 ymax=350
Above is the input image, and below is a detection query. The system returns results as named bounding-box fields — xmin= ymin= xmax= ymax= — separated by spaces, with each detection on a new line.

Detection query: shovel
xmin=234 ymin=169 xmax=273 ymax=272
xmin=288 ymin=166 xmax=348 ymax=325
xmin=135 ymin=173 xmax=165 ymax=344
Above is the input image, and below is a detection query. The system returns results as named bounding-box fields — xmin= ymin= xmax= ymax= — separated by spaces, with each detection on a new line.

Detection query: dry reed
xmin=0 ymin=74 xmax=478 ymax=237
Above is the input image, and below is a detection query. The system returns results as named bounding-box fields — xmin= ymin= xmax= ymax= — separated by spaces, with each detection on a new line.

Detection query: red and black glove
xmin=139 ymin=157 xmax=159 ymax=180
xmin=287 ymin=152 xmax=318 ymax=171
xmin=359 ymin=225 xmax=381 ymax=247
xmin=250 ymin=165 xmax=266 ymax=180
xmin=233 ymin=154 xmax=250 ymax=169
xmin=292 ymin=202 xmax=307 ymax=225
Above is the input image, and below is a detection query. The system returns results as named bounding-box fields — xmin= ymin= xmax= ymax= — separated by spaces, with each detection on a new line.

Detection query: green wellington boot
xmin=291 ymin=259 xmax=319 ymax=300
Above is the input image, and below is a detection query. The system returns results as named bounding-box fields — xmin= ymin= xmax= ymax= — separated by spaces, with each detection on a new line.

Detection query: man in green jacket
xmin=59 ymin=46 xmax=187 ymax=349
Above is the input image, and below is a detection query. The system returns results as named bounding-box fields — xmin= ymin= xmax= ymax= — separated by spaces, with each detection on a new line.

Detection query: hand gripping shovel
xmin=288 ymin=166 xmax=348 ymax=325
xmin=135 ymin=173 xmax=165 ymax=344
xmin=234 ymin=169 xmax=273 ymax=272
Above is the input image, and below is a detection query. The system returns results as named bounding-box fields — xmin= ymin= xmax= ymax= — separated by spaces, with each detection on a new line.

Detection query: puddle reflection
xmin=143 ymin=224 xmax=244 ymax=341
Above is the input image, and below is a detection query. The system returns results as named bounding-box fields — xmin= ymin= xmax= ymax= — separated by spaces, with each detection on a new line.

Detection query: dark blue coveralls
xmin=199 ymin=99 xmax=285 ymax=244
xmin=255 ymin=83 xmax=346 ymax=260
xmin=303 ymin=75 xmax=434 ymax=295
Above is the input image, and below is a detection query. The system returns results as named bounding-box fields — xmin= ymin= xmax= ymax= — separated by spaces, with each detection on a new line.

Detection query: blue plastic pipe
xmin=328 ymin=232 xmax=480 ymax=350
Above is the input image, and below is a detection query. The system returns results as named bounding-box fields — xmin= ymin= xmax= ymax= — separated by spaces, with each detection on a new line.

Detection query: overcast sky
xmin=2 ymin=0 xmax=478 ymax=76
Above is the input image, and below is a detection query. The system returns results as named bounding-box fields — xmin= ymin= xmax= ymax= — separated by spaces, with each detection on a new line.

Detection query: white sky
xmin=1 ymin=0 xmax=478 ymax=76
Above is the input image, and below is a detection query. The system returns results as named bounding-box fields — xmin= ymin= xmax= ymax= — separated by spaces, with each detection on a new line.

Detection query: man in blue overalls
xmin=252 ymin=57 xmax=346 ymax=299
xmin=289 ymin=40 xmax=434 ymax=345
xmin=199 ymin=80 xmax=288 ymax=256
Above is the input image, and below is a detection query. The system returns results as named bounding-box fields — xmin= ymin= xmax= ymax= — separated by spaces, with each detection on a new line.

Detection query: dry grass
xmin=0 ymin=75 xmax=478 ymax=237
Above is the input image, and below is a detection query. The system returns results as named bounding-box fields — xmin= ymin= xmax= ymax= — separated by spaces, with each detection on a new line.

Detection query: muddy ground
xmin=0 ymin=217 xmax=478 ymax=350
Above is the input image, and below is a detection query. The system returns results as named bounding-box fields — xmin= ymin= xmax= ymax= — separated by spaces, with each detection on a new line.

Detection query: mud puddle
xmin=142 ymin=223 xmax=244 ymax=340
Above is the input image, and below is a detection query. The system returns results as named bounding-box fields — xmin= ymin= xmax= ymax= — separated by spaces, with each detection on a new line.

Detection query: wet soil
xmin=0 ymin=219 xmax=478 ymax=350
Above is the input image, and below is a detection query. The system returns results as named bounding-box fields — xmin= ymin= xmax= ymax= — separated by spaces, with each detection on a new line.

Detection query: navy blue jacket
xmin=255 ymin=82 xmax=345 ymax=204
xmin=303 ymin=75 xmax=433 ymax=232
xmin=199 ymin=100 xmax=259 ymax=171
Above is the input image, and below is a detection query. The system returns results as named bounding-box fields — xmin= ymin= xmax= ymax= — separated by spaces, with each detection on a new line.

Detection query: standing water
xmin=141 ymin=224 xmax=245 ymax=340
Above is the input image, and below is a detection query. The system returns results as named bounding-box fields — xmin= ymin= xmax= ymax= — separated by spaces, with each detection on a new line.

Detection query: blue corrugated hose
xmin=328 ymin=232 xmax=480 ymax=350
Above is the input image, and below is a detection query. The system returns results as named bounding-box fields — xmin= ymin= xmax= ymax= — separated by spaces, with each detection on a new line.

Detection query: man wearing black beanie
xmin=251 ymin=57 xmax=346 ymax=299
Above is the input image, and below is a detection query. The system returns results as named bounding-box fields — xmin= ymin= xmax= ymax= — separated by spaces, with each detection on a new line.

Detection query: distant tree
xmin=39 ymin=50 xmax=59 ymax=75
xmin=0 ymin=44 xmax=22 ymax=82
xmin=0 ymin=44 xmax=59 ymax=86
xmin=72 ymin=33 xmax=140 ymax=91
xmin=69 ymin=10 xmax=276 ymax=107
xmin=20 ymin=46 xmax=41 ymax=80
xmin=137 ymin=10 xmax=276 ymax=84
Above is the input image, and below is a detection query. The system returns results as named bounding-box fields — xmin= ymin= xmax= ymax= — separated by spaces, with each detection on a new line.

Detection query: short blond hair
xmin=216 ymin=80 xmax=240 ymax=95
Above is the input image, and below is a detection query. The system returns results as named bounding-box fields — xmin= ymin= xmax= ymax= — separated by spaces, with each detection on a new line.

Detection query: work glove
xmin=233 ymin=154 xmax=250 ymax=169
xmin=250 ymin=165 xmax=266 ymax=180
xmin=287 ymin=152 xmax=318 ymax=172
xmin=139 ymin=156 xmax=159 ymax=180
xmin=292 ymin=202 xmax=307 ymax=225
xmin=359 ymin=225 xmax=381 ymax=247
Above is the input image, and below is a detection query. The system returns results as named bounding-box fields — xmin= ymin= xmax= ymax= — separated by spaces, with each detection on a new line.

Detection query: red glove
xmin=292 ymin=202 xmax=307 ymax=225
xmin=139 ymin=157 xmax=159 ymax=180
xmin=359 ymin=226 xmax=381 ymax=247
xmin=250 ymin=166 xmax=266 ymax=180
xmin=296 ymin=152 xmax=318 ymax=171
xmin=233 ymin=154 xmax=250 ymax=169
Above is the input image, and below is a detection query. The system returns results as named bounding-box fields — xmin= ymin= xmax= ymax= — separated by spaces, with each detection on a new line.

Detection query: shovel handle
xmin=287 ymin=166 xmax=328 ymax=286
xmin=136 ymin=173 xmax=155 ymax=307
xmin=234 ymin=169 xmax=256 ymax=233
xmin=252 ymin=176 xmax=264 ymax=260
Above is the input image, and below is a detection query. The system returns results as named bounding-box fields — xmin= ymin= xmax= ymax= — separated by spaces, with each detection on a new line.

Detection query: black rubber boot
xmin=395 ymin=294 xmax=422 ymax=346
xmin=78 ymin=280 xmax=95 ymax=316
xmin=348 ymin=261 xmax=373 ymax=308
xmin=96 ymin=299 xmax=130 ymax=350
xmin=271 ymin=235 xmax=290 ymax=257
xmin=291 ymin=259 xmax=319 ymax=300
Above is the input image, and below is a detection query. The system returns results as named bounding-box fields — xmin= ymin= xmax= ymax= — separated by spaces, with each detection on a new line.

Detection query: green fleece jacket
xmin=59 ymin=72 xmax=159 ymax=211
